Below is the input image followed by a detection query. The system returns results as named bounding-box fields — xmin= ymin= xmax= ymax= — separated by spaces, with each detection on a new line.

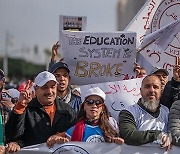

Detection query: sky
xmin=0 ymin=0 xmax=118 ymax=55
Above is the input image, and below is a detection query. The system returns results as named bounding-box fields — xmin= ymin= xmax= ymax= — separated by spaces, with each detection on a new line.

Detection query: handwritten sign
xmin=140 ymin=0 xmax=180 ymax=76
xmin=125 ymin=0 xmax=162 ymax=46
xmin=80 ymin=78 xmax=143 ymax=121
xmin=126 ymin=0 xmax=180 ymax=77
xmin=61 ymin=31 xmax=136 ymax=85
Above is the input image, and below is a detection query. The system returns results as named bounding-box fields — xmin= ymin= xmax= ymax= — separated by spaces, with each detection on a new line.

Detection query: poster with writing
xmin=62 ymin=31 xmax=136 ymax=85
xmin=125 ymin=0 xmax=162 ymax=46
xmin=126 ymin=0 xmax=180 ymax=76
xmin=59 ymin=15 xmax=87 ymax=32
xmin=59 ymin=15 xmax=87 ymax=57
xmin=80 ymin=77 xmax=143 ymax=121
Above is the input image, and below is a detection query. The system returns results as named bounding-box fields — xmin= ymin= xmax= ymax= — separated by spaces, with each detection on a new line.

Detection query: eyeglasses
xmin=85 ymin=99 xmax=103 ymax=107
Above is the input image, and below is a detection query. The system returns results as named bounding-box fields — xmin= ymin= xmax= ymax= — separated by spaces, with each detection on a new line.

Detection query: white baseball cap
xmin=82 ymin=87 xmax=106 ymax=102
xmin=34 ymin=71 xmax=58 ymax=87
xmin=8 ymin=88 xmax=20 ymax=98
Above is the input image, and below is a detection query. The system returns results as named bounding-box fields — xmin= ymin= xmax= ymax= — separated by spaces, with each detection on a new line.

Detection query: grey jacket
xmin=168 ymin=100 xmax=180 ymax=146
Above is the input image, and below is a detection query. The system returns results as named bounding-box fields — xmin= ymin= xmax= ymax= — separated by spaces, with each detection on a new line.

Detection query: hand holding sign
xmin=51 ymin=41 xmax=60 ymax=63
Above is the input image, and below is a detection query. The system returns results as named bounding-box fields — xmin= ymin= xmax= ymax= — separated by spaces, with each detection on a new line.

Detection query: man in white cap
xmin=5 ymin=71 xmax=76 ymax=152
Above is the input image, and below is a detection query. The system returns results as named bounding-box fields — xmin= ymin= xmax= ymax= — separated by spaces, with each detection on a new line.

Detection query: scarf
xmin=71 ymin=118 xmax=100 ymax=141
xmin=71 ymin=118 xmax=85 ymax=141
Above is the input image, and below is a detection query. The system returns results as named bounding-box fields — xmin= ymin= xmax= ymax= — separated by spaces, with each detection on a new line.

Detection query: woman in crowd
xmin=47 ymin=87 xmax=124 ymax=148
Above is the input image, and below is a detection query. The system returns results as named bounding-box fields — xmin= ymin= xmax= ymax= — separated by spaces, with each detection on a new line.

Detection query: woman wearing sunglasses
xmin=47 ymin=87 xmax=124 ymax=148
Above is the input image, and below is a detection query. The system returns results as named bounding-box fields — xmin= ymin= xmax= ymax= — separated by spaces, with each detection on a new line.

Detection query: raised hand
xmin=18 ymin=80 xmax=34 ymax=106
xmin=51 ymin=41 xmax=60 ymax=62
xmin=173 ymin=65 xmax=180 ymax=82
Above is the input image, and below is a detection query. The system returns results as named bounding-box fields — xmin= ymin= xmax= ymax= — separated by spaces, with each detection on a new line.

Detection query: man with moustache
xmin=49 ymin=62 xmax=82 ymax=113
xmin=5 ymin=71 xmax=76 ymax=152
xmin=119 ymin=74 xmax=171 ymax=150
xmin=151 ymin=65 xmax=180 ymax=109
xmin=151 ymin=67 xmax=169 ymax=91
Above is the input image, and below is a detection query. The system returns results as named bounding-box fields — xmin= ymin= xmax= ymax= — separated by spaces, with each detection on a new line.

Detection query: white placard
xmin=62 ymin=31 xmax=136 ymax=85
xmin=80 ymin=78 xmax=143 ymax=121
xmin=59 ymin=15 xmax=87 ymax=57
xmin=126 ymin=0 xmax=180 ymax=76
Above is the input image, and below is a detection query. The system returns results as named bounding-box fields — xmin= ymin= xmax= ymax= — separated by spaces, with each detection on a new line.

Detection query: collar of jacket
xmin=27 ymin=97 xmax=72 ymax=114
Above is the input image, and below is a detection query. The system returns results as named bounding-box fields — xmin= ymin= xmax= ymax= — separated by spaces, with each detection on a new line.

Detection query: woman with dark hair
xmin=47 ymin=87 xmax=124 ymax=148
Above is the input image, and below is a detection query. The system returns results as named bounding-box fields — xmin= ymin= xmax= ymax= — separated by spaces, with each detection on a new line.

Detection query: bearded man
xmin=118 ymin=74 xmax=171 ymax=150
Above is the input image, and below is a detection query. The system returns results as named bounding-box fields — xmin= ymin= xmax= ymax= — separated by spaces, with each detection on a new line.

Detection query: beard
xmin=141 ymin=98 xmax=159 ymax=112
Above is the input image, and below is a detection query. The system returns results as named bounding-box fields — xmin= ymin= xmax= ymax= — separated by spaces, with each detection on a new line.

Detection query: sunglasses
xmin=85 ymin=99 xmax=103 ymax=107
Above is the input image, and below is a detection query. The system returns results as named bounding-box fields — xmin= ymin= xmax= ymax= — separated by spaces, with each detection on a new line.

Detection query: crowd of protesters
xmin=0 ymin=42 xmax=179 ymax=154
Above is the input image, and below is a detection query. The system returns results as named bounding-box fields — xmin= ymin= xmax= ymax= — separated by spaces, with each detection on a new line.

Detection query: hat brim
xmin=36 ymin=79 xmax=58 ymax=87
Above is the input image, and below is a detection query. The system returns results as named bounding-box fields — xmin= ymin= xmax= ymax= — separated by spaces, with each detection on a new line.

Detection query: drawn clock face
xmin=150 ymin=0 xmax=180 ymax=57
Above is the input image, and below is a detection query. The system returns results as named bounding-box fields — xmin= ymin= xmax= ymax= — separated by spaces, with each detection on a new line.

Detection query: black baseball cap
xmin=151 ymin=67 xmax=169 ymax=76
xmin=49 ymin=62 xmax=70 ymax=73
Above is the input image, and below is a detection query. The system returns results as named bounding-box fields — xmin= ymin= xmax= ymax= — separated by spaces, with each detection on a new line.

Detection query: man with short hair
xmin=151 ymin=67 xmax=169 ymax=91
xmin=5 ymin=71 xmax=76 ymax=152
xmin=119 ymin=74 xmax=171 ymax=150
xmin=49 ymin=62 xmax=82 ymax=112
xmin=151 ymin=65 xmax=180 ymax=109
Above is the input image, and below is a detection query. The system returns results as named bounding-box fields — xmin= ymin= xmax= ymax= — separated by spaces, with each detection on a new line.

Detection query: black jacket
xmin=5 ymin=97 xmax=77 ymax=147
xmin=160 ymin=77 xmax=180 ymax=109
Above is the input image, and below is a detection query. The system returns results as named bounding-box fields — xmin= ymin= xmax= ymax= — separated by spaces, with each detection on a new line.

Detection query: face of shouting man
xmin=53 ymin=68 xmax=70 ymax=97
xmin=140 ymin=75 xmax=161 ymax=112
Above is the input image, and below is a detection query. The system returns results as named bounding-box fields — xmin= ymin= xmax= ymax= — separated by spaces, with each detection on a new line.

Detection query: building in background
xmin=117 ymin=0 xmax=146 ymax=30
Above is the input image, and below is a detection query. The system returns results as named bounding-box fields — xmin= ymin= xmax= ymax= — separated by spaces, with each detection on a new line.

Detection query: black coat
xmin=5 ymin=97 xmax=77 ymax=147
xmin=160 ymin=77 xmax=180 ymax=109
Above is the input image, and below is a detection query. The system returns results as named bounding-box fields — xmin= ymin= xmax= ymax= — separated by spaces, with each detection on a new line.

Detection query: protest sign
xmin=125 ymin=0 xmax=162 ymax=46
xmin=139 ymin=19 xmax=180 ymax=78
xmin=126 ymin=0 xmax=180 ymax=76
xmin=17 ymin=142 xmax=180 ymax=154
xmin=80 ymin=77 xmax=143 ymax=121
xmin=61 ymin=31 xmax=136 ymax=85
xmin=59 ymin=15 xmax=87 ymax=57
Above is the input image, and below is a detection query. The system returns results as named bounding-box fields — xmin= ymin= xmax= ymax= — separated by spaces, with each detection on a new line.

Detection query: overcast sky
xmin=0 ymin=0 xmax=118 ymax=54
